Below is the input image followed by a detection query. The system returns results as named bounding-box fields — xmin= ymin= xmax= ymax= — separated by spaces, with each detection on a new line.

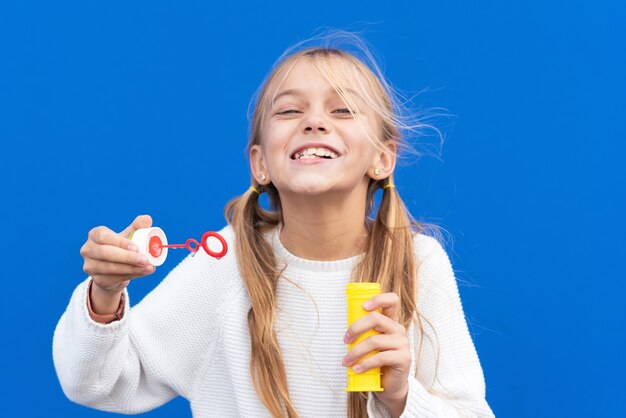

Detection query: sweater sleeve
xmin=366 ymin=235 xmax=494 ymax=417
xmin=52 ymin=250 xmax=225 ymax=414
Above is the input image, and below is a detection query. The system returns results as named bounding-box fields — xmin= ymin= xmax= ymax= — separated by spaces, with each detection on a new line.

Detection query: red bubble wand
xmin=148 ymin=231 xmax=228 ymax=259
xmin=130 ymin=227 xmax=228 ymax=266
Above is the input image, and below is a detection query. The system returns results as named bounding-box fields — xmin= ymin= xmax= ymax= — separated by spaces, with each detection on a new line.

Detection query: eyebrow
xmin=272 ymin=87 xmax=364 ymax=106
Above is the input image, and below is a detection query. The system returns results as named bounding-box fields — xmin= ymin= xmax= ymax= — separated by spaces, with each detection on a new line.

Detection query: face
xmin=250 ymin=56 xmax=395 ymax=199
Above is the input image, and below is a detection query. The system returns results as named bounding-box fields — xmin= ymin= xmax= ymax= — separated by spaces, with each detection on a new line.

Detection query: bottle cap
xmin=129 ymin=227 xmax=168 ymax=266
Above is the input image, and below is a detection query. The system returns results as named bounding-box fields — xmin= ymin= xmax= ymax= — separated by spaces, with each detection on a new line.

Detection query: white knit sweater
xmin=53 ymin=225 xmax=494 ymax=417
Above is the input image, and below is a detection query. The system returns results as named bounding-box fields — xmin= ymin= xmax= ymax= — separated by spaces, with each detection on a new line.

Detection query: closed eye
xmin=276 ymin=109 xmax=301 ymax=115
xmin=333 ymin=108 xmax=356 ymax=115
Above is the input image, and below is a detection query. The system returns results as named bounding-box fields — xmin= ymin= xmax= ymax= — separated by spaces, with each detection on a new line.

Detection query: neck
xmin=278 ymin=189 xmax=370 ymax=261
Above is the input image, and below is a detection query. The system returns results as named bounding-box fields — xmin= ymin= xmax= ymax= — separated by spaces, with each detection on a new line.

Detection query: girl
xmin=53 ymin=34 xmax=494 ymax=417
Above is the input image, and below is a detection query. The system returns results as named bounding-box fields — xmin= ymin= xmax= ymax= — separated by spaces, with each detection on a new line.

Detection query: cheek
xmin=258 ymin=133 xmax=286 ymax=172
xmin=262 ymin=121 xmax=297 ymax=149
xmin=340 ymin=125 xmax=376 ymax=152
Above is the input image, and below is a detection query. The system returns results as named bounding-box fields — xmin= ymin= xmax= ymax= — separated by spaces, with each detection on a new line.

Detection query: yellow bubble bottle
xmin=346 ymin=282 xmax=384 ymax=392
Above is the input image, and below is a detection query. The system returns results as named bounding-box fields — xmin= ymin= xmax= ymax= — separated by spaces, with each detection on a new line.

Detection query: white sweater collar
xmin=267 ymin=225 xmax=364 ymax=273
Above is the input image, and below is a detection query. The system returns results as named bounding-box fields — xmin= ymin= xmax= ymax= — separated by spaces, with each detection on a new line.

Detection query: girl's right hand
xmin=80 ymin=215 xmax=156 ymax=295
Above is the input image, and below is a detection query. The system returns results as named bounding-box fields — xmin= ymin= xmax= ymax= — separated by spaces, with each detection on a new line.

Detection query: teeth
xmin=292 ymin=147 xmax=338 ymax=160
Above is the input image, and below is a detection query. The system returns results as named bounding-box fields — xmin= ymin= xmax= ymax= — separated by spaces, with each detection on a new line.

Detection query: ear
xmin=249 ymin=144 xmax=270 ymax=185
xmin=369 ymin=140 xmax=397 ymax=180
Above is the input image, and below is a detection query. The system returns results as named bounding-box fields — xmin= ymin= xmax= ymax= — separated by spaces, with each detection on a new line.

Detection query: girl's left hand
xmin=343 ymin=292 xmax=411 ymax=417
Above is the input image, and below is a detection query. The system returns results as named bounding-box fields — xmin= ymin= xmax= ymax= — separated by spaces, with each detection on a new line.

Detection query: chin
xmin=293 ymin=186 xmax=331 ymax=195
xmin=283 ymin=182 xmax=335 ymax=196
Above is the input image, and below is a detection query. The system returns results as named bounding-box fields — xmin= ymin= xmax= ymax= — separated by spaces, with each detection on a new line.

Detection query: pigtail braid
xmin=225 ymin=186 xmax=299 ymax=418
xmin=348 ymin=176 xmax=423 ymax=416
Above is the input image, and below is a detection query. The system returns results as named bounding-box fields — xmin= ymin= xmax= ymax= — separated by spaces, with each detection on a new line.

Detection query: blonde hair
xmin=225 ymin=33 xmax=440 ymax=418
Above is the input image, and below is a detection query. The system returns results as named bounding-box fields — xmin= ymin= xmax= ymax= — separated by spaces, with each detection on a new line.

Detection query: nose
xmin=302 ymin=113 xmax=331 ymax=135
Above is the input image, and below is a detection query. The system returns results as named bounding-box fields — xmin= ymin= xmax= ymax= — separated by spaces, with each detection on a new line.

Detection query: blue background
xmin=1 ymin=1 xmax=624 ymax=417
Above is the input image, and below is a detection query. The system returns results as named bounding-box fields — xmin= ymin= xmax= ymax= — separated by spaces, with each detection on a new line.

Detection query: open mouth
xmin=291 ymin=147 xmax=339 ymax=160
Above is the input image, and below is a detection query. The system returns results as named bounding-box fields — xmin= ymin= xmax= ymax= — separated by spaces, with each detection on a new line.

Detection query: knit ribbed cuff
xmin=366 ymin=377 xmax=438 ymax=418
xmin=400 ymin=377 xmax=438 ymax=417
xmin=78 ymin=277 xmax=130 ymax=335
xmin=367 ymin=392 xmax=392 ymax=418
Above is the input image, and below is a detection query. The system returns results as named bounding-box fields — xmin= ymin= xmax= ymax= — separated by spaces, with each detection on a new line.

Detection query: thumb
xmin=120 ymin=214 xmax=153 ymax=238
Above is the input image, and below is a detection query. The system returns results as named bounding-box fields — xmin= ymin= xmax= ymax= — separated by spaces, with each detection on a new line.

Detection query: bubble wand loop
xmin=130 ymin=228 xmax=228 ymax=266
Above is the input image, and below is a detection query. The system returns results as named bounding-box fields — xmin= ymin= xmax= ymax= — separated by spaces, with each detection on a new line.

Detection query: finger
xmin=363 ymin=292 xmax=400 ymax=321
xmin=343 ymin=334 xmax=407 ymax=367
xmin=89 ymin=244 xmax=151 ymax=266
xmin=89 ymin=226 xmax=135 ymax=250
xmin=344 ymin=312 xmax=405 ymax=344
xmin=85 ymin=259 xmax=155 ymax=277
xmin=120 ymin=215 xmax=153 ymax=238
xmin=351 ymin=350 xmax=412 ymax=374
